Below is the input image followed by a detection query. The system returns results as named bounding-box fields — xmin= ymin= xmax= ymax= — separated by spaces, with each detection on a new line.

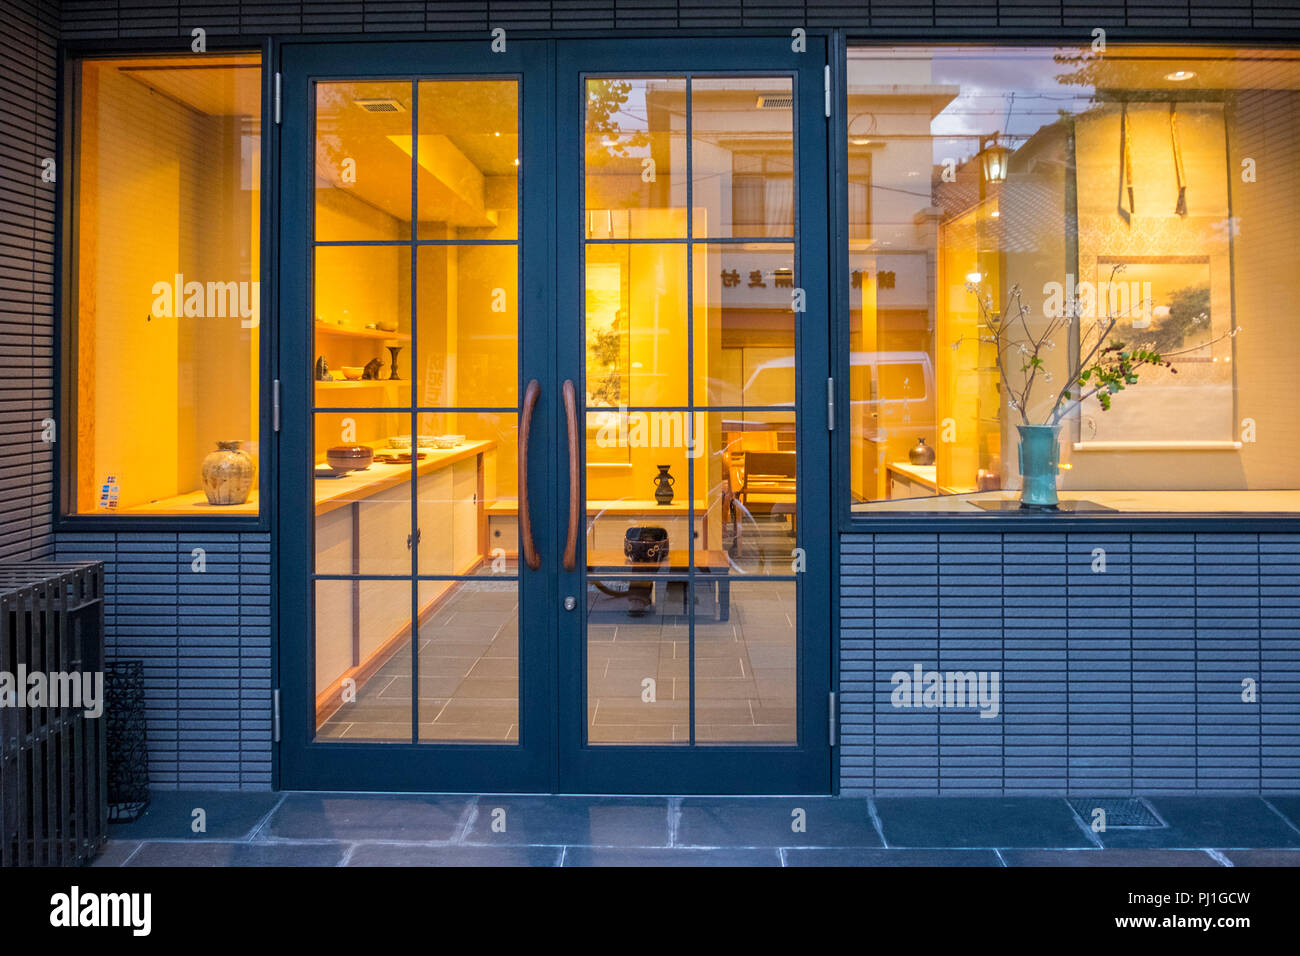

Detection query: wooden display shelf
xmin=314 ymin=323 xmax=410 ymax=342
xmin=315 ymin=379 xmax=412 ymax=389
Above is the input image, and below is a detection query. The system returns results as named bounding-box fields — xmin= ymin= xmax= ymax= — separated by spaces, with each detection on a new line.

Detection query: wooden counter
xmin=314 ymin=439 xmax=497 ymax=722
xmin=314 ymin=440 xmax=494 ymax=515
xmin=125 ymin=439 xmax=495 ymax=516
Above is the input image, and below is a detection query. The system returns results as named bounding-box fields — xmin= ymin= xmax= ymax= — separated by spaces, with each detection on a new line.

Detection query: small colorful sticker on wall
xmin=99 ymin=476 xmax=119 ymax=510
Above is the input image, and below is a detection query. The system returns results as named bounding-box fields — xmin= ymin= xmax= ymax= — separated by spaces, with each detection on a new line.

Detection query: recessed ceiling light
xmin=966 ymin=271 xmax=983 ymax=283
xmin=1165 ymin=70 xmax=1196 ymax=82
xmin=494 ymin=131 xmax=501 ymax=137
xmin=991 ymin=210 xmax=1000 ymax=218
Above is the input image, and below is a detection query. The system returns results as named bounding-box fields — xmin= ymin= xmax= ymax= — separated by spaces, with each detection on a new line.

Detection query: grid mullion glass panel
xmin=686 ymin=75 xmax=800 ymax=746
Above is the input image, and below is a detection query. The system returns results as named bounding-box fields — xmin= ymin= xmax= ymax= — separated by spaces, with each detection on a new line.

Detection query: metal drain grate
xmin=1069 ymin=798 xmax=1165 ymax=829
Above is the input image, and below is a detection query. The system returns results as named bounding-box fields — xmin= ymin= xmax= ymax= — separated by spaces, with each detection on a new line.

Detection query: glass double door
xmin=277 ymin=38 xmax=830 ymax=793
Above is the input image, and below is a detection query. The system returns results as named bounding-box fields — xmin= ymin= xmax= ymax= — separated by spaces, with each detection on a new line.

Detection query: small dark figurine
xmin=314 ymin=355 xmax=330 ymax=381
xmin=362 ymin=357 xmax=383 ymax=380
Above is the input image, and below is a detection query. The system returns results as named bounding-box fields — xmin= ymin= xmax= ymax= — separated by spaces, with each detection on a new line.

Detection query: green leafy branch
xmin=964 ymin=263 xmax=1171 ymax=427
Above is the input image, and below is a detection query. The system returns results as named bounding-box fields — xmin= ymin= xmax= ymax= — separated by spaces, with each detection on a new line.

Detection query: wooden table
xmin=586 ymin=548 xmax=732 ymax=621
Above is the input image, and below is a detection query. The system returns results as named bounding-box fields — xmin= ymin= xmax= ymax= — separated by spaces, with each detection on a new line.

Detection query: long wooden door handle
xmin=519 ymin=379 xmax=541 ymax=571
xmin=562 ymin=379 xmax=579 ymax=572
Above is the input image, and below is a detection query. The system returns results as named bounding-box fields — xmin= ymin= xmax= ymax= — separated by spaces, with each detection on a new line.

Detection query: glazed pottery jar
xmin=201 ymin=440 xmax=254 ymax=505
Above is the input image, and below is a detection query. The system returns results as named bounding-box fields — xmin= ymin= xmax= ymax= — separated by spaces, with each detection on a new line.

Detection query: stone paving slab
xmin=88 ymin=791 xmax=1300 ymax=866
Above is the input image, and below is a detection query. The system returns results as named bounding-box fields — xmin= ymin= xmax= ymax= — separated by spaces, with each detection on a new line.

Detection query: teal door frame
xmin=277 ymin=35 xmax=832 ymax=794
xmin=554 ymin=37 xmax=833 ymax=794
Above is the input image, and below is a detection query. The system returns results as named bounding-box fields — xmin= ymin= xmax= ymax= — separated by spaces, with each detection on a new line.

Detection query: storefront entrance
xmin=276 ymin=37 xmax=832 ymax=793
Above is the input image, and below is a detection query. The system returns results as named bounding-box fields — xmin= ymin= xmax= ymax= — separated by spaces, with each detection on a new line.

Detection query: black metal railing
xmin=0 ymin=562 xmax=107 ymax=866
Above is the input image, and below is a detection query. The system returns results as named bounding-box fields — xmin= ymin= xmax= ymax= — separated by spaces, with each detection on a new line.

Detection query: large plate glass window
xmin=66 ymin=54 xmax=262 ymax=516
xmin=846 ymin=46 xmax=1300 ymax=514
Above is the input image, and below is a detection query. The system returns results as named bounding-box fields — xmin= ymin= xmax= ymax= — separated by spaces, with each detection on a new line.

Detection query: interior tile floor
xmin=317 ymin=578 xmax=522 ymax=743
xmin=94 ymin=792 xmax=1300 ymax=867
xmin=317 ymin=570 xmax=797 ymax=745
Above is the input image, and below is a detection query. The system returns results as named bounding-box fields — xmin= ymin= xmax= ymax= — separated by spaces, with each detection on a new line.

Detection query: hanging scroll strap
xmin=1170 ymin=101 xmax=1188 ymax=217
xmin=1118 ymin=101 xmax=1134 ymax=225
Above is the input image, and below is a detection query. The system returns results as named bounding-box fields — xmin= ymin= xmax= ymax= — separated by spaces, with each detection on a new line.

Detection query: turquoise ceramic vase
xmin=1017 ymin=424 xmax=1061 ymax=509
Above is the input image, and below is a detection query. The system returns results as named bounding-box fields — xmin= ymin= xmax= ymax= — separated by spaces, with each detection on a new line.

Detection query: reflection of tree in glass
xmin=1053 ymin=48 xmax=1191 ymax=108
xmin=314 ymin=84 xmax=360 ymax=186
xmin=586 ymin=80 xmax=650 ymax=165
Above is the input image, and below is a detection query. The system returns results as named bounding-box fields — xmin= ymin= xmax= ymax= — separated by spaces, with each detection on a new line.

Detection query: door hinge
xmin=272 ymin=688 xmax=282 ymax=742
xmin=272 ymin=379 xmax=281 ymax=432
xmin=827 ymin=377 xmax=835 ymax=431
xmin=824 ymin=65 xmax=831 ymax=119
xmin=829 ymin=691 xmax=837 ymax=747
xmin=274 ymin=72 xmax=282 ymax=125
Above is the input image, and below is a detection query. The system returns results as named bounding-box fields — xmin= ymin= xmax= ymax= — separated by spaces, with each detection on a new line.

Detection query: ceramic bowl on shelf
xmin=433 ymin=434 xmax=465 ymax=449
xmin=325 ymin=444 xmax=373 ymax=473
xmin=415 ymin=435 xmax=438 ymax=449
xmin=376 ymin=320 xmax=398 ymax=332
xmin=388 ymin=435 xmax=412 ymax=450
xmin=341 ymin=366 xmax=364 ymax=380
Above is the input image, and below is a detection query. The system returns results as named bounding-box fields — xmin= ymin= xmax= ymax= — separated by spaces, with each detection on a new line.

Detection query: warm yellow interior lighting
xmin=385 ymin=133 xmax=500 ymax=227
xmin=73 ymin=53 xmax=262 ymax=515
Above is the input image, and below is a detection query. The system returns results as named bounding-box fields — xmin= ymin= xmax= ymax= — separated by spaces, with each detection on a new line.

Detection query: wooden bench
xmin=586 ymin=548 xmax=732 ymax=621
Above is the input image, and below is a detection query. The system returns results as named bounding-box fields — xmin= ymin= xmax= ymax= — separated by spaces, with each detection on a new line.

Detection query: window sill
xmin=853 ymin=489 xmax=1300 ymax=515
xmin=91 ymin=489 xmax=262 ymax=516
xmin=1071 ymin=441 xmax=1244 ymax=452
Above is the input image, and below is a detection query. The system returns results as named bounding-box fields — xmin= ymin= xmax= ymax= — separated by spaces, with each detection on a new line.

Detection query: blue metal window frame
xmin=828 ymin=35 xmax=1300 ymax=535
xmin=54 ymin=37 xmax=276 ymax=535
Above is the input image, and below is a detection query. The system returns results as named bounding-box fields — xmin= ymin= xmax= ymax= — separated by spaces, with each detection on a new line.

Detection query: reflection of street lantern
xmin=979 ymin=133 xmax=1011 ymax=184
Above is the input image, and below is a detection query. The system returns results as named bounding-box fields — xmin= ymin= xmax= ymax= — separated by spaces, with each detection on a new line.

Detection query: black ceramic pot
xmin=624 ymin=526 xmax=668 ymax=563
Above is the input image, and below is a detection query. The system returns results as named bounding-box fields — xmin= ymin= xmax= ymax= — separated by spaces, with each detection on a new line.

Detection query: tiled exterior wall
xmin=0 ymin=0 xmax=57 ymax=561
xmin=54 ymin=0 xmax=1300 ymax=37
xmin=55 ymin=532 xmax=274 ymax=790
xmin=839 ymin=533 xmax=1300 ymax=795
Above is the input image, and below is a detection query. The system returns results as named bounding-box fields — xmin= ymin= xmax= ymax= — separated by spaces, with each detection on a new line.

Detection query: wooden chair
xmin=729 ymin=451 xmax=798 ymax=553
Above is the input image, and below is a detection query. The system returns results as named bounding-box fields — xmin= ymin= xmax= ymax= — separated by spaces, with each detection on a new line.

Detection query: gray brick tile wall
xmin=839 ymin=532 xmax=1300 ymax=795
xmin=54 ymin=532 xmax=274 ymax=790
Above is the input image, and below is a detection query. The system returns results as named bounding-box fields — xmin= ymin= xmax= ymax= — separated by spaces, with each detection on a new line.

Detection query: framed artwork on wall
xmin=1078 ymin=255 xmax=1234 ymax=445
